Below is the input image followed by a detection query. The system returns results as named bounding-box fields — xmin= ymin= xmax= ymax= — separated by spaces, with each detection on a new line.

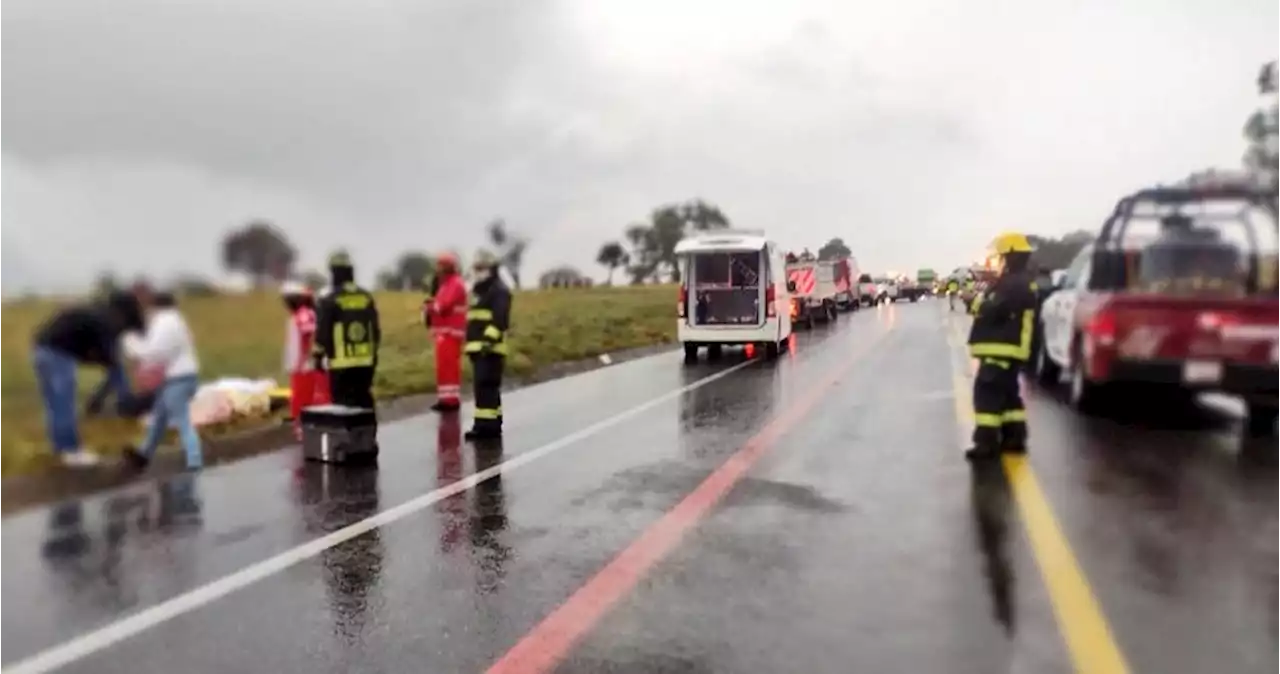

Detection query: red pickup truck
xmin=1035 ymin=184 xmax=1278 ymax=435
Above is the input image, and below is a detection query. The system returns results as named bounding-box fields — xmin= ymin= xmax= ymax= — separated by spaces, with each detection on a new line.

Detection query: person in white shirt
xmin=124 ymin=291 xmax=204 ymax=470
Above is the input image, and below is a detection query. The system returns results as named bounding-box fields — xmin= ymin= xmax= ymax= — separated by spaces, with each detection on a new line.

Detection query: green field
xmin=1 ymin=285 xmax=677 ymax=476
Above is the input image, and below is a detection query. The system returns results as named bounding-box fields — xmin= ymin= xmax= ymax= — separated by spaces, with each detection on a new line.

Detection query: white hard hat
xmin=281 ymin=281 xmax=308 ymax=296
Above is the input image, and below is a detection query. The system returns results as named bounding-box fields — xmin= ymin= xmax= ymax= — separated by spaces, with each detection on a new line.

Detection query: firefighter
xmin=946 ymin=277 xmax=961 ymax=311
xmin=422 ymin=252 xmax=468 ymax=412
xmin=965 ymin=232 xmax=1038 ymax=461
xmin=281 ymin=282 xmax=327 ymax=439
xmin=962 ymin=275 xmax=977 ymax=314
xmin=464 ymin=251 xmax=512 ymax=440
xmin=314 ymin=252 xmax=381 ymax=413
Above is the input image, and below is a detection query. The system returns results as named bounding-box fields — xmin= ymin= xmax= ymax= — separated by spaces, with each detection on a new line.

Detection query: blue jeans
xmin=33 ymin=347 xmax=81 ymax=453
xmin=138 ymin=374 xmax=203 ymax=469
xmin=86 ymin=361 xmax=133 ymax=416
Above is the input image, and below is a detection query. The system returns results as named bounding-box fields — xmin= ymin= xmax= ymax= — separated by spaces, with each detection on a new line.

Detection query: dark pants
xmin=972 ymin=358 xmax=1027 ymax=450
xmin=469 ymin=354 xmax=505 ymax=436
xmin=329 ymin=367 xmax=376 ymax=410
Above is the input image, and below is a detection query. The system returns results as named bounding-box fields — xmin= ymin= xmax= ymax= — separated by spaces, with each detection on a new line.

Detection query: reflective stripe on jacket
xmin=967 ymin=270 xmax=1038 ymax=362
xmin=464 ymin=277 xmax=512 ymax=356
xmin=314 ymin=282 xmax=381 ymax=369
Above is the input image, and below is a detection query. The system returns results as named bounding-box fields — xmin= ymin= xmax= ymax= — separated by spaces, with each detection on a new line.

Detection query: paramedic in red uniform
xmin=422 ymin=252 xmax=468 ymax=412
xmin=281 ymin=282 xmax=327 ymax=438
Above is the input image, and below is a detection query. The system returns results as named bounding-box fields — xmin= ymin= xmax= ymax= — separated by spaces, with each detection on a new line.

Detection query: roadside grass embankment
xmin=1 ymin=285 xmax=677 ymax=477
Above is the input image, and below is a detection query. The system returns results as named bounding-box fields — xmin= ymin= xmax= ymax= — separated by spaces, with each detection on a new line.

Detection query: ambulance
xmin=675 ymin=231 xmax=795 ymax=361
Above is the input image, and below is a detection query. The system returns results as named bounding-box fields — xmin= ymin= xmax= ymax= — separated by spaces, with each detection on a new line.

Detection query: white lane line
xmin=3 ymin=359 xmax=754 ymax=674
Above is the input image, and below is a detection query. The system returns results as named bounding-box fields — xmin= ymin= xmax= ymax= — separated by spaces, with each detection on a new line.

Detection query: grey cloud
xmin=2 ymin=0 xmax=1275 ymax=292
xmin=3 ymin=0 xmax=582 ymax=219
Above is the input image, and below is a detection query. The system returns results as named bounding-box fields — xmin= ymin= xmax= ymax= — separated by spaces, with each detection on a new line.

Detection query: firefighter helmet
xmin=472 ymin=250 xmax=500 ymax=270
xmin=327 ymin=251 xmax=353 ymax=269
xmin=990 ymin=232 xmax=1033 ymax=255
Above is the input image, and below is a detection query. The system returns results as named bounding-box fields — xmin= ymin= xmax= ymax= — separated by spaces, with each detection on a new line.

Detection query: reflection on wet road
xmin=2 ymin=302 xmax=1275 ymax=674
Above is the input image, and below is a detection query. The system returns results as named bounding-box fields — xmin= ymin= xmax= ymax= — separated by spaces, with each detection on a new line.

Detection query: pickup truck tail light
xmin=765 ymin=285 xmax=777 ymax=318
xmin=1196 ymin=311 xmax=1241 ymax=331
xmin=1085 ymin=303 xmax=1118 ymax=347
xmin=678 ymin=286 xmax=687 ymax=318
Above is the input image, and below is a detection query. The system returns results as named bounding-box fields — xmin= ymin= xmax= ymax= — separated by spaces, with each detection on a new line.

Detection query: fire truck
xmin=786 ymin=257 xmax=840 ymax=328
xmin=831 ymin=257 xmax=862 ymax=311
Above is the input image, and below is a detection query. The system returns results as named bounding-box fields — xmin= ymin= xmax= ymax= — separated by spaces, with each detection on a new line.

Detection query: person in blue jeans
xmin=32 ymin=292 xmax=145 ymax=468
xmin=125 ymin=292 xmax=204 ymax=470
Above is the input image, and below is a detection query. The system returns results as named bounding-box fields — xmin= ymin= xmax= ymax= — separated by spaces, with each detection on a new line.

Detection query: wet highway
xmin=2 ymin=302 xmax=1275 ymax=674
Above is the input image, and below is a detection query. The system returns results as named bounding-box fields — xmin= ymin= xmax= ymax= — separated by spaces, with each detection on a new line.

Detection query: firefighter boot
xmin=464 ymin=426 xmax=502 ymax=441
xmin=965 ymin=444 xmax=1001 ymax=462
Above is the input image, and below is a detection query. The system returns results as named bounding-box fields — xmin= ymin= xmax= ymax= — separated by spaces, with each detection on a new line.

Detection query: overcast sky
xmin=3 ymin=0 xmax=1275 ymax=293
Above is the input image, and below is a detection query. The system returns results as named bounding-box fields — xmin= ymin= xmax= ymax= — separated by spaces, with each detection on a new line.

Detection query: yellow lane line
xmin=945 ymin=312 xmax=1132 ymax=674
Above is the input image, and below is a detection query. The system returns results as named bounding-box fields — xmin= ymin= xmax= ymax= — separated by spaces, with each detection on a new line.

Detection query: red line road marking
xmin=486 ymin=314 xmax=893 ymax=674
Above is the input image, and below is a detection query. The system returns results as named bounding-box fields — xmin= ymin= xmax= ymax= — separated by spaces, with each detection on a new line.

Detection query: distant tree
xmin=1027 ymin=230 xmax=1094 ymax=271
xmin=375 ymin=268 xmax=402 ymax=291
xmin=679 ymin=199 xmax=731 ymax=232
xmin=1239 ymin=108 xmax=1280 ymax=184
xmin=624 ymin=223 xmax=661 ymax=284
xmin=394 ymin=251 xmax=435 ymax=291
xmin=220 ymin=220 xmax=297 ymax=287
xmin=485 ymin=219 xmax=530 ymax=290
xmin=596 ymin=241 xmax=629 ymax=285
xmin=650 ymin=205 xmax=688 ymax=282
xmin=617 ymin=198 xmax=732 ymax=284
xmin=1239 ymin=60 xmax=1280 ymax=218
xmin=539 ymin=265 xmax=587 ymax=288
xmin=817 ymin=237 xmax=852 ymax=261
xmin=173 ymin=275 xmax=219 ymax=297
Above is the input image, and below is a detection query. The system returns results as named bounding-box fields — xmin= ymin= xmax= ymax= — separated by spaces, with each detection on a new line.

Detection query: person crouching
xmin=281 ymin=282 xmax=329 ymax=439
xmin=124 ymin=291 xmax=203 ymax=470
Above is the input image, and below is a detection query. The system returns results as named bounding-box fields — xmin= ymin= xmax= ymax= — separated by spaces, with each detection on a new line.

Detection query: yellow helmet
xmin=990 ymin=232 xmax=1033 ymax=255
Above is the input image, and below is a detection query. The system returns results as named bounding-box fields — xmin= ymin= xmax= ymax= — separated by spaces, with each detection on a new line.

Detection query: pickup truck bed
xmin=1067 ymin=293 xmax=1278 ymax=432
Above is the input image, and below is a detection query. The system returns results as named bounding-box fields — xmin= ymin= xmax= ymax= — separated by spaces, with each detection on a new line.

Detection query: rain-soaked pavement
xmin=2 ymin=302 xmax=1276 ymax=674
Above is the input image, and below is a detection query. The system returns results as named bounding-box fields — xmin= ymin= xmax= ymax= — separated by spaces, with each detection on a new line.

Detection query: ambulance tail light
xmin=766 ymin=285 xmax=777 ymax=318
xmin=678 ymin=285 xmax=687 ymax=318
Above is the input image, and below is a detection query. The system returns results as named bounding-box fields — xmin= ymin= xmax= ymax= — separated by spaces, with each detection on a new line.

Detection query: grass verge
xmin=1 ymin=285 xmax=677 ymax=477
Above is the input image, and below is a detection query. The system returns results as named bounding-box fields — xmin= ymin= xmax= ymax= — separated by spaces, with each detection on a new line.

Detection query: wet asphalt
xmin=2 ymin=301 xmax=1275 ymax=674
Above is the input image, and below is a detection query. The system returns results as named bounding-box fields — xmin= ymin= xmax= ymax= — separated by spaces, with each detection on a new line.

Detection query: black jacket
xmin=465 ymin=276 xmax=512 ymax=356
xmin=314 ymin=282 xmax=381 ymax=369
xmin=967 ymin=269 xmax=1039 ymax=361
xmin=34 ymin=304 xmax=132 ymax=367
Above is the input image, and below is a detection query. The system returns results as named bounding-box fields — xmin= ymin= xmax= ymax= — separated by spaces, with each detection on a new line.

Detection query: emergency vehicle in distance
xmin=1033 ymin=183 xmax=1279 ymax=435
xmin=786 ymin=255 xmax=842 ymax=328
xmin=856 ymin=273 xmax=879 ymax=307
xmin=675 ymin=230 xmax=795 ymax=362
xmin=830 ymin=257 xmax=862 ymax=311
xmin=872 ymin=275 xmax=900 ymax=304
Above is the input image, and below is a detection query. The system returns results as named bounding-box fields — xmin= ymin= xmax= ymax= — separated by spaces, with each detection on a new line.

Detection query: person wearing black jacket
xmin=463 ymin=251 xmax=512 ymax=440
xmin=966 ymin=234 xmax=1039 ymax=461
xmin=313 ymin=252 xmax=381 ymax=410
xmin=32 ymin=291 xmax=144 ymax=467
